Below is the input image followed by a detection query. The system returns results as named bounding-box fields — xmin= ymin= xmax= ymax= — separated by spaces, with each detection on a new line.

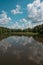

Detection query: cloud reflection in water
xmin=0 ymin=36 xmax=43 ymax=65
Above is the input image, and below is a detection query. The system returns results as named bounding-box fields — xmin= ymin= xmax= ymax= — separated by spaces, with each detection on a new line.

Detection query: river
xmin=0 ymin=36 xmax=43 ymax=65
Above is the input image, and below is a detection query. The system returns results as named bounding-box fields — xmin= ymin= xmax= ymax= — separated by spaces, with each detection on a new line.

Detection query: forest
xmin=0 ymin=24 xmax=43 ymax=36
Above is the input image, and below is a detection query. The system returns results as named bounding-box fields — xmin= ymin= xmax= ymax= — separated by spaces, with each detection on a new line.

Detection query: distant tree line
xmin=32 ymin=24 xmax=43 ymax=34
xmin=0 ymin=24 xmax=43 ymax=35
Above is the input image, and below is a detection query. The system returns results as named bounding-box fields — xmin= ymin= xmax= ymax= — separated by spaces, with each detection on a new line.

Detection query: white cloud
xmin=11 ymin=18 xmax=32 ymax=29
xmin=11 ymin=22 xmax=20 ymax=29
xmin=27 ymin=0 xmax=43 ymax=26
xmin=11 ymin=0 xmax=43 ymax=29
xmin=11 ymin=4 xmax=23 ymax=14
xmin=20 ymin=18 xmax=27 ymax=23
xmin=11 ymin=22 xmax=24 ymax=29
xmin=0 ymin=11 xmax=11 ymax=24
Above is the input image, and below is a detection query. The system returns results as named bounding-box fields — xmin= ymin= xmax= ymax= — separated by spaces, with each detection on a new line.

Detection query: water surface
xmin=0 ymin=36 xmax=43 ymax=65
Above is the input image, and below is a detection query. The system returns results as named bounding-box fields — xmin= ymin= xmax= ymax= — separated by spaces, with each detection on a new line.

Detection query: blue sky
xmin=0 ymin=0 xmax=43 ymax=29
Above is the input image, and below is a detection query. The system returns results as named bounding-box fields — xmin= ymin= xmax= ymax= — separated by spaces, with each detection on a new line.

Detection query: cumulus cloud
xmin=27 ymin=0 xmax=43 ymax=26
xmin=11 ymin=4 xmax=23 ymax=14
xmin=11 ymin=18 xmax=32 ymax=29
xmin=11 ymin=0 xmax=43 ymax=29
xmin=11 ymin=22 xmax=21 ymax=29
xmin=20 ymin=18 xmax=27 ymax=23
xmin=0 ymin=11 xmax=11 ymax=24
xmin=20 ymin=18 xmax=32 ymax=28
xmin=11 ymin=22 xmax=25 ymax=29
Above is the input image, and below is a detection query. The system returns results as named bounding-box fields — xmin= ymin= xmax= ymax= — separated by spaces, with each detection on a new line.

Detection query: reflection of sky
xmin=0 ymin=36 xmax=43 ymax=64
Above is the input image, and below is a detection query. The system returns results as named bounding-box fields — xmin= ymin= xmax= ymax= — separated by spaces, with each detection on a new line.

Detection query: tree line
xmin=0 ymin=24 xmax=43 ymax=35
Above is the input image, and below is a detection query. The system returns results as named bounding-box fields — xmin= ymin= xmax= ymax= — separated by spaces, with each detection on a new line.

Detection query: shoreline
xmin=0 ymin=32 xmax=43 ymax=41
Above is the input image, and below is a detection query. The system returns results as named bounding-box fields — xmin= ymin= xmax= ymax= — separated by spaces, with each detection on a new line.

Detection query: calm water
xmin=0 ymin=36 xmax=43 ymax=65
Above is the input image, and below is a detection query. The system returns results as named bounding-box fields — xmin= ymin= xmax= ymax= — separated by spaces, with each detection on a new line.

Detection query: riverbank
xmin=0 ymin=32 xmax=38 ymax=40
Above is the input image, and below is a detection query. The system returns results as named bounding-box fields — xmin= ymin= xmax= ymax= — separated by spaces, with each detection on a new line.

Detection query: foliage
xmin=0 ymin=24 xmax=43 ymax=35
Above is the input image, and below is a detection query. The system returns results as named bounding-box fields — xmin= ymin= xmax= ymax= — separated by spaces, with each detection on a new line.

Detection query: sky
xmin=0 ymin=0 xmax=43 ymax=29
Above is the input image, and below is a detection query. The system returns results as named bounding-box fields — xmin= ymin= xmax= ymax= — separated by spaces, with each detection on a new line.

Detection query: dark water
xmin=0 ymin=36 xmax=43 ymax=65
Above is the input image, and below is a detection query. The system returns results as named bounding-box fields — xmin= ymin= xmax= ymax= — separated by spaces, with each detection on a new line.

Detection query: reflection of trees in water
xmin=33 ymin=36 xmax=43 ymax=43
xmin=0 ymin=36 xmax=43 ymax=65
xmin=0 ymin=35 xmax=13 ymax=41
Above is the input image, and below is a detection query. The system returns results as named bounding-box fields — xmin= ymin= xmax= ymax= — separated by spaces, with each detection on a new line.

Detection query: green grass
xmin=0 ymin=31 xmax=38 ymax=36
xmin=0 ymin=32 xmax=38 ymax=40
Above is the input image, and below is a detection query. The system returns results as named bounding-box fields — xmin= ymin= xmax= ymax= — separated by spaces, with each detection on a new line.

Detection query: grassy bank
xmin=0 ymin=32 xmax=38 ymax=36
xmin=0 ymin=32 xmax=38 ymax=40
